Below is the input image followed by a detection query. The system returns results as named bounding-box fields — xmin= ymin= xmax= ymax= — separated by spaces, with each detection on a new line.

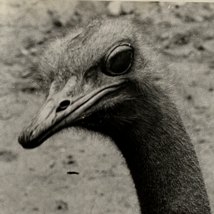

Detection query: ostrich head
xmin=19 ymin=18 xmax=166 ymax=150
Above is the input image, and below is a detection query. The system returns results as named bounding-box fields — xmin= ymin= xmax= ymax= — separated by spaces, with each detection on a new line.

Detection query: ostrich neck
xmin=111 ymin=101 xmax=210 ymax=214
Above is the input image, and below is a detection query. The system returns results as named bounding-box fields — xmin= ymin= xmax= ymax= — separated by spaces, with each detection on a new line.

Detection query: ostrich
xmin=18 ymin=18 xmax=211 ymax=213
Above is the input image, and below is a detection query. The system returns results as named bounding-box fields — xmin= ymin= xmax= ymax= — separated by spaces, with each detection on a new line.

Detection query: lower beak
xmin=18 ymin=82 xmax=123 ymax=149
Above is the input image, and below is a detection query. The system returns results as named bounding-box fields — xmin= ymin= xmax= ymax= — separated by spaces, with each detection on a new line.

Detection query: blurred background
xmin=0 ymin=1 xmax=214 ymax=213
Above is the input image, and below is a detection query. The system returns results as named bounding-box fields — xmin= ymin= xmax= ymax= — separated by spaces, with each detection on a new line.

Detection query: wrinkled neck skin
xmin=110 ymin=98 xmax=210 ymax=214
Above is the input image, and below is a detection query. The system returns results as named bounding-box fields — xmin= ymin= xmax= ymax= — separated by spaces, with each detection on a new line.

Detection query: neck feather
xmin=110 ymin=97 xmax=210 ymax=214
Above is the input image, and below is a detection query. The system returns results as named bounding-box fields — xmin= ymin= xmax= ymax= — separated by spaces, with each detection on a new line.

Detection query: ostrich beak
xmin=18 ymin=81 xmax=124 ymax=149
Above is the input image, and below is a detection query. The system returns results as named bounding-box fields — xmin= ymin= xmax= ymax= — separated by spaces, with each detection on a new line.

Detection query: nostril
xmin=56 ymin=100 xmax=71 ymax=112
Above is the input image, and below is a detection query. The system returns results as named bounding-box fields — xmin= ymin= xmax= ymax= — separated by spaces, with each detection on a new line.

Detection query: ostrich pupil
xmin=109 ymin=49 xmax=132 ymax=74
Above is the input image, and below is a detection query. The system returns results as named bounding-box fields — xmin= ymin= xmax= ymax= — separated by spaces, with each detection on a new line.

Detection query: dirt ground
xmin=0 ymin=1 xmax=214 ymax=214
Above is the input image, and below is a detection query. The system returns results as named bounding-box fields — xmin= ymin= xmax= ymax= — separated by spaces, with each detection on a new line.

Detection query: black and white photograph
xmin=0 ymin=1 xmax=214 ymax=213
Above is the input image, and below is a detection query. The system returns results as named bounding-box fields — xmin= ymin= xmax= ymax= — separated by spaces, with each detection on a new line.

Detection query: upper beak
xmin=18 ymin=81 xmax=124 ymax=149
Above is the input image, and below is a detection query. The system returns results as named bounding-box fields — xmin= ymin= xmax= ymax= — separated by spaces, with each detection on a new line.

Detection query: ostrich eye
xmin=104 ymin=44 xmax=134 ymax=76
